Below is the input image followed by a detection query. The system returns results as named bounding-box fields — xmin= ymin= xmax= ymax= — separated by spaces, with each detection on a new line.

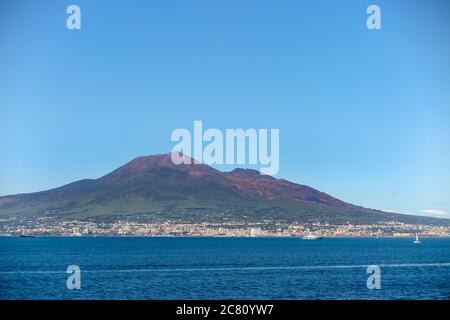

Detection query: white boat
xmin=301 ymin=235 xmax=323 ymax=240
xmin=413 ymin=233 xmax=421 ymax=244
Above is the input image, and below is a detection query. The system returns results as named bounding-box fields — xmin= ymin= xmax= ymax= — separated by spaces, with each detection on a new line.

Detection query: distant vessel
xmin=413 ymin=233 xmax=421 ymax=244
xmin=301 ymin=235 xmax=323 ymax=240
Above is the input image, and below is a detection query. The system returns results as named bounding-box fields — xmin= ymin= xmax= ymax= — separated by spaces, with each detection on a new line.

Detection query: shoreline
xmin=1 ymin=235 xmax=450 ymax=239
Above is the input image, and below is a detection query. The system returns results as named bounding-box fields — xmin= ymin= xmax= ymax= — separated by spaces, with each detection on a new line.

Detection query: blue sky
xmin=1 ymin=0 xmax=449 ymax=218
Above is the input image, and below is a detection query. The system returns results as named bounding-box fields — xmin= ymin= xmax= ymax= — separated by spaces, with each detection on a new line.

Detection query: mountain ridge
xmin=0 ymin=152 xmax=448 ymax=226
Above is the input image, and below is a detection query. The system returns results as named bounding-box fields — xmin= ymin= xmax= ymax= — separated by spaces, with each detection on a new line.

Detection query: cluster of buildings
xmin=0 ymin=215 xmax=449 ymax=237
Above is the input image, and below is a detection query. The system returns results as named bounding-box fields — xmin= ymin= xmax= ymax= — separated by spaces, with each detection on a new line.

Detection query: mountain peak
xmin=129 ymin=152 xmax=187 ymax=169
xmin=102 ymin=152 xmax=218 ymax=180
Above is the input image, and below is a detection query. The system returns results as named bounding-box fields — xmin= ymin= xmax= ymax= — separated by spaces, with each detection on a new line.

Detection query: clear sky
xmin=1 ymin=0 xmax=449 ymax=218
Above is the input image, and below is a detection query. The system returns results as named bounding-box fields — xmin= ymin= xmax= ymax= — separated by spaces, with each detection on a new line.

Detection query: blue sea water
xmin=0 ymin=237 xmax=449 ymax=300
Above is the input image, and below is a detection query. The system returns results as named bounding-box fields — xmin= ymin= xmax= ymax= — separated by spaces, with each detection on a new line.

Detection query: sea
xmin=0 ymin=237 xmax=449 ymax=300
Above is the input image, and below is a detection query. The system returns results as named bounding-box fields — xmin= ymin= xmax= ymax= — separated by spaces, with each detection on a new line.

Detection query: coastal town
xmin=1 ymin=215 xmax=449 ymax=238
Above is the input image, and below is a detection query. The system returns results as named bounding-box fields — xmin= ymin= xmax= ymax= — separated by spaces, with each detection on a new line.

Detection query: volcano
xmin=0 ymin=153 xmax=446 ymax=225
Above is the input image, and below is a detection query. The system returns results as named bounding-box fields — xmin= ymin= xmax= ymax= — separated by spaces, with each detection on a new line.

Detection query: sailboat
xmin=413 ymin=233 xmax=421 ymax=244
